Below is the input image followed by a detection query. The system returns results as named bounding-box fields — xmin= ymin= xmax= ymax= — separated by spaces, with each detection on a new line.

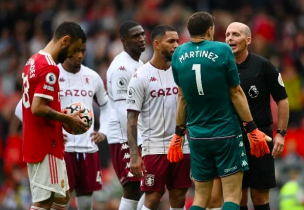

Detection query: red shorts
xmin=64 ymin=152 xmax=102 ymax=193
xmin=109 ymin=143 xmax=141 ymax=185
xmin=141 ymin=154 xmax=192 ymax=192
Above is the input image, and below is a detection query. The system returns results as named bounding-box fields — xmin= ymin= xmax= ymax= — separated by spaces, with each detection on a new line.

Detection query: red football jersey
xmin=22 ymin=51 xmax=64 ymax=163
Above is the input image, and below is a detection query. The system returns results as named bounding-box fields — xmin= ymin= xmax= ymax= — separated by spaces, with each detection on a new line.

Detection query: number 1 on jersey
xmin=192 ymin=64 xmax=204 ymax=95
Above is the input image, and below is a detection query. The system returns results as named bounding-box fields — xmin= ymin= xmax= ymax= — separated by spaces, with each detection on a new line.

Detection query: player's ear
xmin=61 ymin=35 xmax=71 ymax=48
xmin=154 ymin=39 xmax=160 ymax=50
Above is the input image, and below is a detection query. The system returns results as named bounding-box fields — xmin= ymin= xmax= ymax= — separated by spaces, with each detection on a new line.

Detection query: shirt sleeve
xmin=15 ymin=99 xmax=23 ymax=122
xmin=34 ymin=65 xmax=59 ymax=101
xmin=109 ymin=66 xmax=132 ymax=102
xmin=126 ymin=73 xmax=145 ymax=112
xmin=94 ymin=74 xmax=108 ymax=107
xmin=223 ymin=43 xmax=240 ymax=87
xmin=98 ymin=102 xmax=111 ymax=135
xmin=264 ymin=60 xmax=288 ymax=101
xmin=172 ymin=47 xmax=180 ymax=86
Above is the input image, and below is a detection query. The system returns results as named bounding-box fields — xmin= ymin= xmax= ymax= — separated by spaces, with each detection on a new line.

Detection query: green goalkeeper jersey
xmin=172 ymin=40 xmax=241 ymax=139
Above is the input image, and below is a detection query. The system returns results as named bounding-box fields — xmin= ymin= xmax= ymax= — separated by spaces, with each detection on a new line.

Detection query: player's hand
xmin=272 ymin=133 xmax=285 ymax=158
xmin=67 ymin=110 xmax=88 ymax=134
xmin=90 ymin=131 xmax=106 ymax=144
xmin=63 ymin=133 xmax=68 ymax=144
xmin=130 ymin=155 xmax=145 ymax=179
xmin=167 ymin=134 xmax=184 ymax=162
xmin=167 ymin=125 xmax=186 ymax=163
xmin=244 ymin=121 xmax=272 ymax=158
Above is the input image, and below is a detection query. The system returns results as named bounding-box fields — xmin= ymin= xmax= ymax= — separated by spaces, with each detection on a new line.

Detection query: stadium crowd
xmin=0 ymin=0 xmax=304 ymax=209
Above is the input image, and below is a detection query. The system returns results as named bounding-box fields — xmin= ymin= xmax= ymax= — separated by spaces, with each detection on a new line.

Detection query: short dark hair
xmin=151 ymin=25 xmax=177 ymax=42
xmin=53 ymin=21 xmax=87 ymax=43
xmin=187 ymin=12 xmax=215 ymax=37
xmin=119 ymin=21 xmax=140 ymax=38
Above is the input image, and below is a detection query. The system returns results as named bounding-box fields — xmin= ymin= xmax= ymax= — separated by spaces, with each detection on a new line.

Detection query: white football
xmin=62 ymin=102 xmax=93 ymax=135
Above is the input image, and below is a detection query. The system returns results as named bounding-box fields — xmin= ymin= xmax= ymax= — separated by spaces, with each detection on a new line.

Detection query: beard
xmin=58 ymin=45 xmax=69 ymax=63
xmin=161 ymin=49 xmax=172 ymax=61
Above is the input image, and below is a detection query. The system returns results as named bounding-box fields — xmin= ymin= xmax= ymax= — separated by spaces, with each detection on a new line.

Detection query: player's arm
xmin=15 ymin=99 xmax=23 ymax=122
xmin=32 ymin=65 xmax=87 ymax=131
xmin=127 ymin=110 xmax=141 ymax=172
xmin=109 ymin=67 xmax=132 ymax=139
xmin=229 ymin=85 xmax=253 ymax=122
xmin=167 ymin=50 xmax=186 ymax=163
xmin=91 ymin=75 xmax=111 ymax=143
xmin=176 ymin=86 xmax=187 ymax=126
xmin=126 ymin=73 xmax=145 ymax=178
xmin=264 ymin=61 xmax=289 ymax=157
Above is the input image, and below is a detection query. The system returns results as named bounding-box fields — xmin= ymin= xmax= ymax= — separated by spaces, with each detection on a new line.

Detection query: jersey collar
xmin=237 ymin=52 xmax=251 ymax=68
xmin=38 ymin=50 xmax=52 ymax=57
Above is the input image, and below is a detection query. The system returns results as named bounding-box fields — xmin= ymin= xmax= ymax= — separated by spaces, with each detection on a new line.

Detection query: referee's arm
xmin=265 ymin=60 xmax=289 ymax=157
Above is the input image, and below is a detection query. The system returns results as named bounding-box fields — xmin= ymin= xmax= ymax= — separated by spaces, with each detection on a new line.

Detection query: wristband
xmin=175 ymin=125 xmax=186 ymax=136
xmin=243 ymin=121 xmax=257 ymax=133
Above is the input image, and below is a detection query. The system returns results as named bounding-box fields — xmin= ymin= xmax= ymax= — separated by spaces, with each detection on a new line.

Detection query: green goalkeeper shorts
xmin=189 ymin=134 xmax=249 ymax=181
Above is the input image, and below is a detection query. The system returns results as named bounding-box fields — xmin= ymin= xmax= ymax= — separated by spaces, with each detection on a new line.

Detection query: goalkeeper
xmin=167 ymin=12 xmax=272 ymax=210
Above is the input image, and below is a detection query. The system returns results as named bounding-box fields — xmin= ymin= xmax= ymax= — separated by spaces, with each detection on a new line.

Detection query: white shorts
xmin=27 ymin=154 xmax=69 ymax=203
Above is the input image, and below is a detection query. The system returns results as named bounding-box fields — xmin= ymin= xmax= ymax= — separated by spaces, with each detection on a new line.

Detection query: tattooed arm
xmin=127 ymin=110 xmax=145 ymax=178
xmin=31 ymin=96 xmax=88 ymax=131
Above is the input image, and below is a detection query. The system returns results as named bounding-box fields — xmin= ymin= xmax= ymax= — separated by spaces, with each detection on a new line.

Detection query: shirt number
xmin=22 ymin=73 xmax=30 ymax=108
xmin=192 ymin=64 xmax=204 ymax=95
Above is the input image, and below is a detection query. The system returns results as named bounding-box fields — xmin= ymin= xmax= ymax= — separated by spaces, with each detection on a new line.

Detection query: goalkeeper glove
xmin=167 ymin=125 xmax=186 ymax=163
xmin=243 ymin=121 xmax=272 ymax=158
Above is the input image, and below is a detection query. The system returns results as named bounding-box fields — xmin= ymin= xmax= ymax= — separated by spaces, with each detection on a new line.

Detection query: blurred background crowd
xmin=0 ymin=0 xmax=304 ymax=209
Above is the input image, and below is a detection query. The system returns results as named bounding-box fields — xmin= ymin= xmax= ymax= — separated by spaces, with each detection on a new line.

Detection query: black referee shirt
xmin=237 ymin=53 xmax=288 ymax=126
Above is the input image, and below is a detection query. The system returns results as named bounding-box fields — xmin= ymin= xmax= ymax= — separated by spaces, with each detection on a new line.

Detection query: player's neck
xmin=234 ymin=50 xmax=249 ymax=64
xmin=42 ymin=40 xmax=60 ymax=63
xmin=150 ymin=54 xmax=171 ymax=70
xmin=124 ymin=48 xmax=141 ymax=61
xmin=191 ymin=35 xmax=210 ymax=43
xmin=62 ymin=62 xmax=80 ymax=74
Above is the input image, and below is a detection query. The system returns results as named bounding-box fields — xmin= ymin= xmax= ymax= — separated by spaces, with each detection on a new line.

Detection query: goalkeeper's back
xmin=172 ymin=40 xmax=241 ymax=139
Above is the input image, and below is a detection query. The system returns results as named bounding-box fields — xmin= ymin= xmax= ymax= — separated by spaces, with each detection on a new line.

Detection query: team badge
xmin=278 ymin=73 xmax=285 ymax=87
xmin=61 ymin=179 xmax=65 ymax=188
xmin=248 ymin=85 xmax=259 ymax=98
xmin=83 ymin=75 xmax=90 ymax=84
xmin=45 ymin=72 xmax=56 ymax=85
xmin=117 ymin=78 xmax=127 ymax=88
xmin=145 ymin=174 xmax=154 ymax=187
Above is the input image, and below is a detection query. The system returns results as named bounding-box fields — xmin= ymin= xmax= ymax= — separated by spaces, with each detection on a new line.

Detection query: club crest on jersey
xmin=145 ymin=174 xmax=154 ymax=186
xmin=117 ymin=77 xmax=127 ymax=88
xmin=83 ymin=75 xmax=90 ymax=84
xmin=46 ymin=72 xmax=56 ymax=85
xmin=248 ymin=85 xmax=259 ymax=98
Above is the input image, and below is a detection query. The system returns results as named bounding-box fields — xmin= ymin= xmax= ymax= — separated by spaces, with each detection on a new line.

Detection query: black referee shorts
xmin=242 ymin=126 xmax=276 ymax=189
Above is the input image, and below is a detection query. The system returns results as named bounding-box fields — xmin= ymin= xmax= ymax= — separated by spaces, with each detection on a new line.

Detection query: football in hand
xmin=62 ymin=102 xmax=93 ymax=135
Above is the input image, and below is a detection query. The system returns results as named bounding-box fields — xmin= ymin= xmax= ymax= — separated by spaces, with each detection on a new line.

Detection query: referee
xmin=225 ymin=22 xmax=290 ymax=210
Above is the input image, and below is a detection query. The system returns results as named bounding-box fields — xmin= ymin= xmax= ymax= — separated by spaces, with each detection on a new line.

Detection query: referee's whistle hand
xmin=272 ymin=134 xmax=285 ymax=158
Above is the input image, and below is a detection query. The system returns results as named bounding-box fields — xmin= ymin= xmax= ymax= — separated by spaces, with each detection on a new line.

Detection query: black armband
xmin=243 ymin=121 xmax=257 ymax=133
xmin=175 ymin=125 xmax=186 ymax=136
